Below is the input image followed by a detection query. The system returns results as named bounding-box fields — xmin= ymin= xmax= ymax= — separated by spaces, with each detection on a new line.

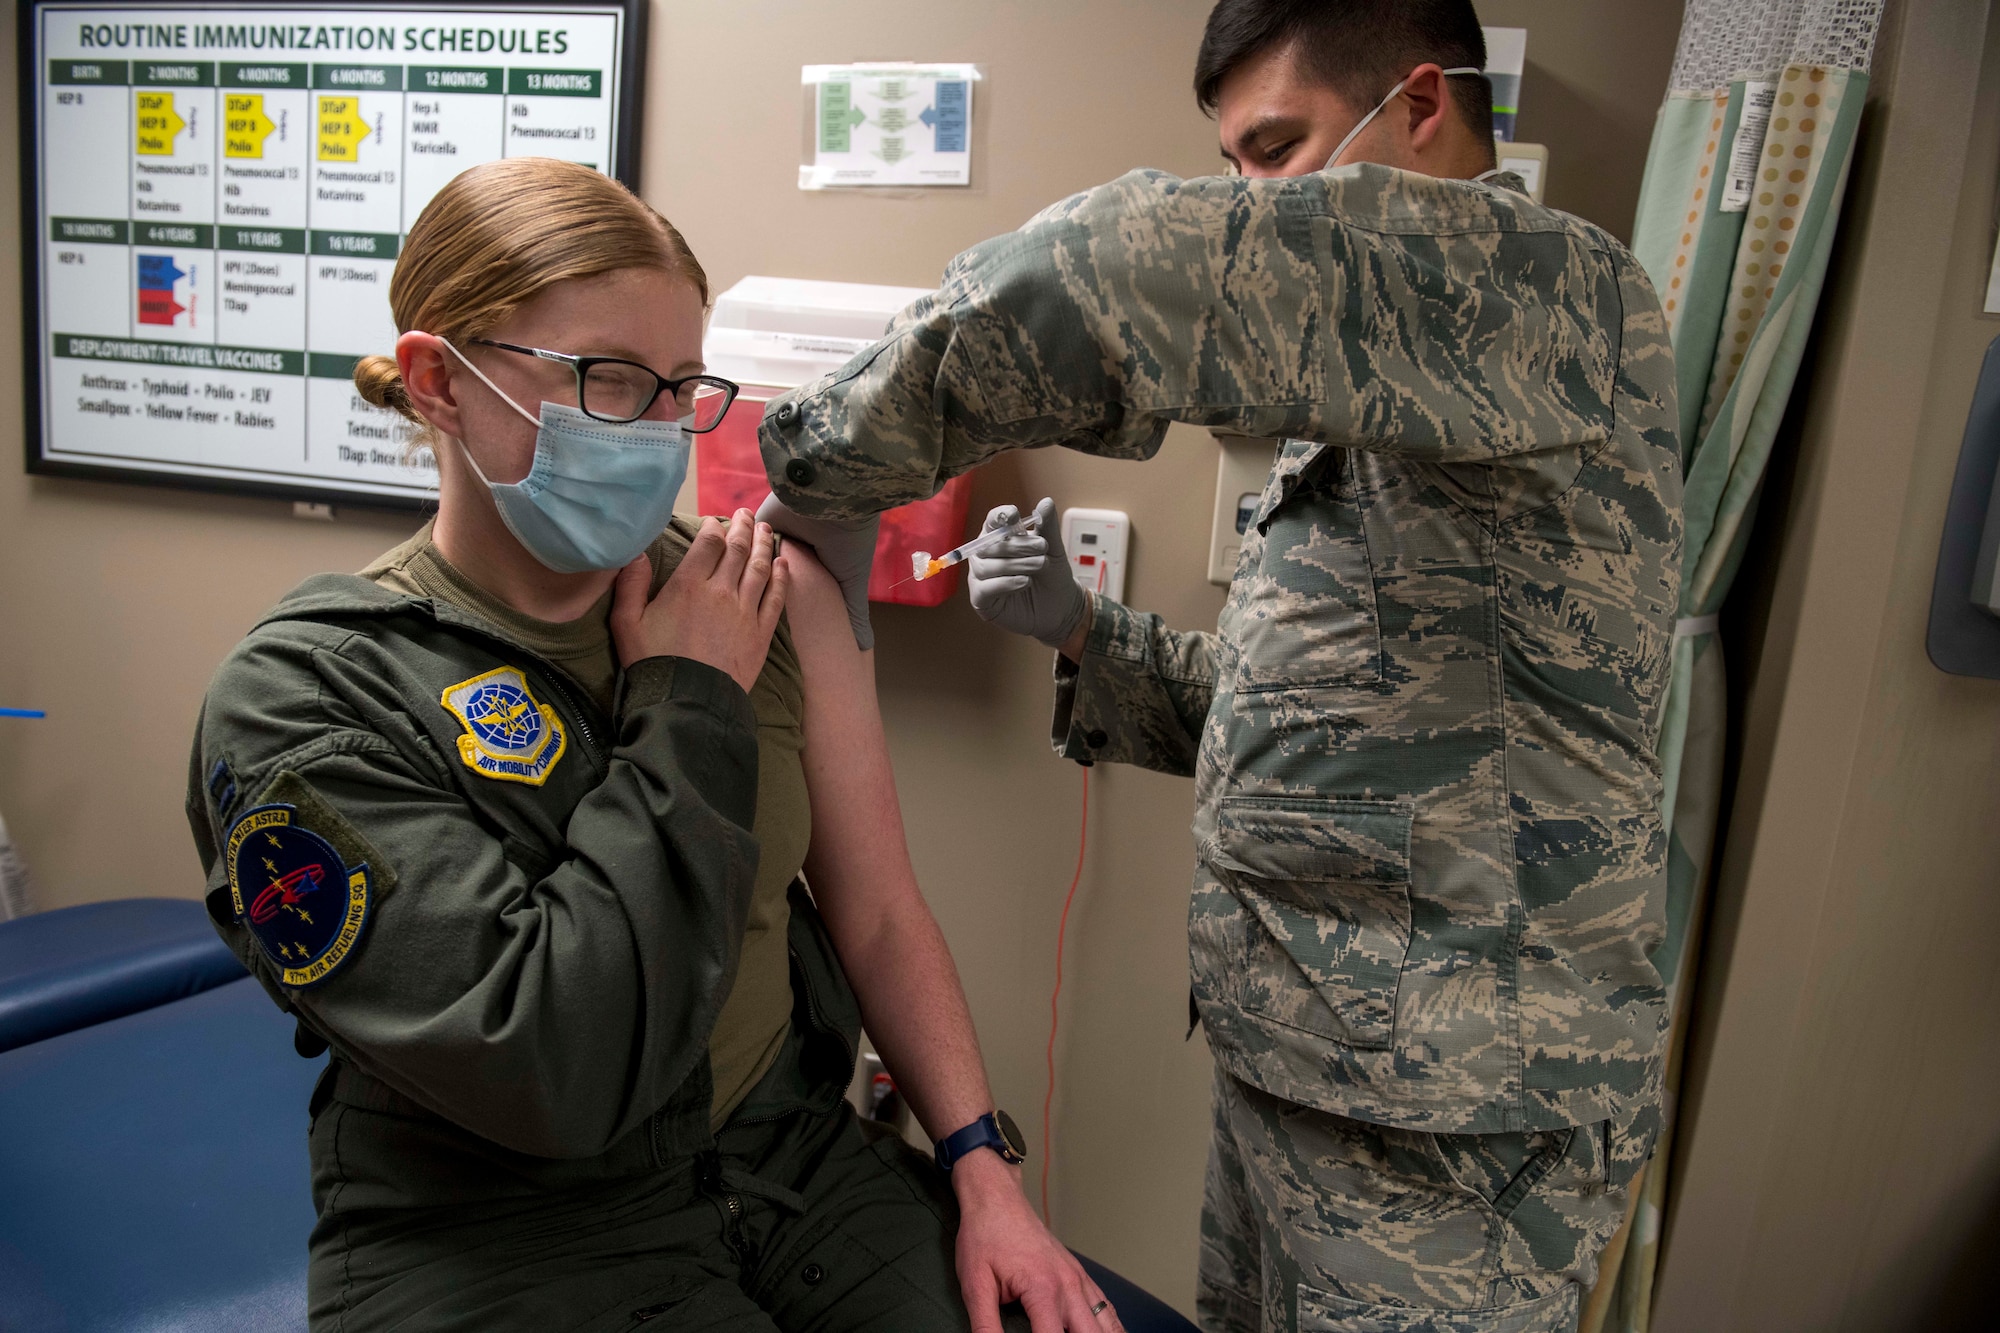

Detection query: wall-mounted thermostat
xmin=1062 ymin=508 xmax=1129 ymax=603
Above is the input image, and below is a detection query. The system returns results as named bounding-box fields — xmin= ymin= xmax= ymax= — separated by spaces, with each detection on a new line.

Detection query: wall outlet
xmin=1209 ymin=434 xmax=1280 ymax=585
xmin=1496 ymin=141 xmax=1548 ymax=203
xmin=1062 ymin=508 xmax=1129 ymax=603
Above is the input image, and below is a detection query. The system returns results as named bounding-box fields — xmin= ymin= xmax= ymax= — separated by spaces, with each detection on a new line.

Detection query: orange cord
xmin=1040 ymin=764 xmax=1089 ymax=1224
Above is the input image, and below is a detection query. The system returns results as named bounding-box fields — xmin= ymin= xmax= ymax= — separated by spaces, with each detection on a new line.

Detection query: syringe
xmin=909 ymin=510 xmax=1041 ymax=581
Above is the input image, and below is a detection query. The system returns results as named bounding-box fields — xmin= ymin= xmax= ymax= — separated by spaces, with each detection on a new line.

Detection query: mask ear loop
xmin=437 ymin=337 xmax=544 ymax=427
xmin=1322 ymin=66 xmax=1485 ymax=171
xmin=432 ymin=337 xmax=544 ymax=488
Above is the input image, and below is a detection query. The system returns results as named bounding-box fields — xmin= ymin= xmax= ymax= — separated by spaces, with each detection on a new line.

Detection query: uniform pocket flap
xmin=1298 ymin=1282 xmax=1578 ymax=1332
xmin=1211 ymin=797 xmax=1411 ymax=884
xmin=1202 ymin=797 xmax=1414 ymax=1050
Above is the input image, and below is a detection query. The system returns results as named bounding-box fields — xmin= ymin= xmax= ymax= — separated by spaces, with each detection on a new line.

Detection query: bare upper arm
xmin=779 ymin=545 xmax=865 ymax=683
xmin=782 ymin=544 xmax=879 ymax=795
xmin=780 ymin=545 xmax=922 ymax=932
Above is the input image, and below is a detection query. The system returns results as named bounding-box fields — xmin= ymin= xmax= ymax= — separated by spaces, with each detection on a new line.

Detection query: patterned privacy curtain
xmin=1579 ymin=3 xmax=1884 ymax=1330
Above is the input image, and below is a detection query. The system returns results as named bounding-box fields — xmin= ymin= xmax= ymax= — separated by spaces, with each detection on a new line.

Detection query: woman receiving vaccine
xmin=185 ymin=157 xmax=1119 ymax=1333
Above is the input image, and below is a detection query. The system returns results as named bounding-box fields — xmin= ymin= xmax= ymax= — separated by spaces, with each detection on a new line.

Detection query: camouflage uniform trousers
xmin=1197 ymin=1068 xmax=1659 ymax=1333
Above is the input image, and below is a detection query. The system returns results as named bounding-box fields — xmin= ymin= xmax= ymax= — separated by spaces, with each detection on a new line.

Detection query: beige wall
xmin=0 ymin=1 xmax=1678 ymax=1312
xmin=1655 ymin=1 xmax=2000 ymax=1328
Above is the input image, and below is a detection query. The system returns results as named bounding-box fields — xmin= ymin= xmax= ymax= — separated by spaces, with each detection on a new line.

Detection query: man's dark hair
xmin=1194 ymin=0 xmax=1495 ymax=141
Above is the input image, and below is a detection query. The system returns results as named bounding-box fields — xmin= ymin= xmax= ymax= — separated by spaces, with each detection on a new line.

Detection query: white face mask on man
xmin=1322 ymin=67 xmax=1484 ymax=171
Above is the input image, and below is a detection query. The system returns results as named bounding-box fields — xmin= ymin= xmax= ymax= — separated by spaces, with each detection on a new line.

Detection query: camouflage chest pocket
xmin=1200 ymin=795 xmax=1412 ymax=1050
xmin=1224 ymin=457 xmax=1382 ymax=690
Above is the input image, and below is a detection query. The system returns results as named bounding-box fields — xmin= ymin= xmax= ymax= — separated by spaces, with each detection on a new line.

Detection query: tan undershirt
xmin=363 ymin=522 xmax=808 ymax=1128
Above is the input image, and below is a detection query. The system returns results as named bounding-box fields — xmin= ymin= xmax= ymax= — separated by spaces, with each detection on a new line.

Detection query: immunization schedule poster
xmin=23 ymin=3 xmax=639 ymax=504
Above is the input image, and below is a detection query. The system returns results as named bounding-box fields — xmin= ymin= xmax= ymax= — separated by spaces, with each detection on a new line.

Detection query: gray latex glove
xmin=754 ymin=493 xmax=879 ymax=651
xmin=966 ymin=498 xmax=1087 ymax=649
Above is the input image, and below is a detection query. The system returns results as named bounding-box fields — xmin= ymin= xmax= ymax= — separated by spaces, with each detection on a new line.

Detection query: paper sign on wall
xmin=800 ymin=63 xmax=978 ymax=190
xmin=23 ymin=0 xmax=639 ymax=507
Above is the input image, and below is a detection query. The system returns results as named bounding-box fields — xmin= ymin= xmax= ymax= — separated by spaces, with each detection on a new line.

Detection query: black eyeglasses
xmin=468 ymin=338 xmax=739 ymax=432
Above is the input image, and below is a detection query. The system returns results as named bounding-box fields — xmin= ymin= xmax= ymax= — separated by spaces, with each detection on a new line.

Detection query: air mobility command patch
xmin=440 ymin=666 xmax=567 ymax=786
xmin=226 ymin=802 xmax=372 ymax=988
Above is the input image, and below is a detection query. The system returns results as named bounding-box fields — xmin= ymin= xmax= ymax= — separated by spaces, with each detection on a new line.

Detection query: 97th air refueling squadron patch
xmin=440 ymin=666 xmax=568 ymax=786
xmin=226 ymin=803 xmax=372 ymax=988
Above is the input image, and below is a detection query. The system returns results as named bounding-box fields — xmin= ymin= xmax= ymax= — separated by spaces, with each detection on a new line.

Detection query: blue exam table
xmin=0 ymin=896 xmax=247 ymax=1052
xmin=0 ymin=899 xmax=1195 ymax=1331
xmin=0 ymin=975 xmax=319 ymax=1330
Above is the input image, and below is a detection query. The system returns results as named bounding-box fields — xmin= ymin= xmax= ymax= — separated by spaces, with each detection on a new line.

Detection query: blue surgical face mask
xmin=1322 ymin=67 xmax=1484 ymax=171
xmin=442 ymin=339 xmax=689 ymax=575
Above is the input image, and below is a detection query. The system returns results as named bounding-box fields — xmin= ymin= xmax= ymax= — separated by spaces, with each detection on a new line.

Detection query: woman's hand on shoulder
xmin=610 ymin=509 xmax=787 ymax=693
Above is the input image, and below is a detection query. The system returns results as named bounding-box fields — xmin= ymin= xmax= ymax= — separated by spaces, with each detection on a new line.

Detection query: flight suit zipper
xmin=529 ymin=661 xmax=605 ymax=766
xmin=721 ymin=1188 xmax=747 ymax=1253
xmin=695 ymin=1151 xmax=752 ymax=1257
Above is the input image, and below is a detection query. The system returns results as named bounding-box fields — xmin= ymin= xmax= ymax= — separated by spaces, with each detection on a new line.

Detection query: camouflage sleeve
xmin=761 ymin=164 xmax=1619 ymax=518
xmin=1050 ymin=593 xmax=1219 ymax=776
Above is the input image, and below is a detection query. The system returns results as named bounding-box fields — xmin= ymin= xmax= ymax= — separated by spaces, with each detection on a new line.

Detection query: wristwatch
xmin=934 ymin=1109 xmax=1027 ymax=1172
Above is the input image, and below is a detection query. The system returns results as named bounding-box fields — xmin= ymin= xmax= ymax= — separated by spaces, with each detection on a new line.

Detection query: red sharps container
xmin=700 ymin=276 xmax=976 ymax=608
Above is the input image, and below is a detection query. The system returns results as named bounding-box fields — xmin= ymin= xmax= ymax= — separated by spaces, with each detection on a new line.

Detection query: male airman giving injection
xmin=757 ymin=3 xmax=1684 ymax=1330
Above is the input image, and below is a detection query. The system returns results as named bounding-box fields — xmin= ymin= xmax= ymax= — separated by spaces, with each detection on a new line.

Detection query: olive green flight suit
xmin=186 ymin=527 xmax=1026 ymax=1331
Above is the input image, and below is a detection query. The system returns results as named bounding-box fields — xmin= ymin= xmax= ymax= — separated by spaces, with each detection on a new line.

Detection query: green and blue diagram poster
xmin=24 ymin=3 xmax=637 ymax=503
xmin=800 ymin=63 xmax=978 ymax=190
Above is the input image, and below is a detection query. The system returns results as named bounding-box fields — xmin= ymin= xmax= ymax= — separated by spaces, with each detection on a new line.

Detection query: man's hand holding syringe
xmin=757 ymin=492 xmax=1094 ymax=659
xmin=958 ymin=498 xmax=1093 ymax=661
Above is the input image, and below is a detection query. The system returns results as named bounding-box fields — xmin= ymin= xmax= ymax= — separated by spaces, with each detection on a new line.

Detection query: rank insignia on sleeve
xmin=440 ymin=666 xmax=568 ymax=786
xmin=225 ymin=803 xmax=372 ymax=988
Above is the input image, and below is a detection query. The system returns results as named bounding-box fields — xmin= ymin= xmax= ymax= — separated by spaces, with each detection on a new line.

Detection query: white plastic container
xmin=695 ymin=275 xmax=974 ymax=610
xmin=704 ymin=275 xmax=932 ymax=390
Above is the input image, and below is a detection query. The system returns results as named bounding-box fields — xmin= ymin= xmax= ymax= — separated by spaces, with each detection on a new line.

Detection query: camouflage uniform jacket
xmin=761 ymin=165 xmax=1684 ymax=1133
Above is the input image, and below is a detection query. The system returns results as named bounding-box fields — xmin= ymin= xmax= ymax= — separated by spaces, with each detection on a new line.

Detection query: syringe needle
xmin=909 ymin=510 xmax=1041 ymax=582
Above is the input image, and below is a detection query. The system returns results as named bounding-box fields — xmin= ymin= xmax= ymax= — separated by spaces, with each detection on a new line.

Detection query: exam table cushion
xmin=0 ymin=960 xmax=1197 ymax=1331
xmin=1077 ymin=1253 xmax=1201 ymax=1332
xmin=0 ymin=976 xmax=320 ymax=1331
xmin=0 ymin=895 xmax=246 ymax=1052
